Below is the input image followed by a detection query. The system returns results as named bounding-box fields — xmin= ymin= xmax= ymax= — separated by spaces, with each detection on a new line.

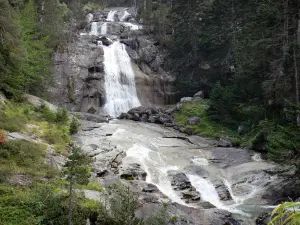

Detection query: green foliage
xmin=98 ymin=183 xmax=170 ymax=225
xmin=174 ymin=101 xmax=236 ymax=138
xmin=63 ymin=146 xmax=92 ymax=185
xmin=0 ymin=139 xmax=56 ymax=181
xmin=0 ymin=183 xmax=98 ymax=225
xmin=269 ymin=202 xmax=300 ymax=225
xmin=70 ymin=117 xmax=81 ymax=135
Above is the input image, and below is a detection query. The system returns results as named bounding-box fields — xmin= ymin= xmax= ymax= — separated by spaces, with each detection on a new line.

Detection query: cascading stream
xmin=89 ymin=10 xmax=141 ymax=117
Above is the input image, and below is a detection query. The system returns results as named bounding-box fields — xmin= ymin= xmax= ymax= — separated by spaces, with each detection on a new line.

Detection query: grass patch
xmin=174 ymin=101 xmax=237 ymax=139
xmin=75 ymin=180 xmax=103 ymax=192
xmin=0 ymin=139 xmax=58 ymax=182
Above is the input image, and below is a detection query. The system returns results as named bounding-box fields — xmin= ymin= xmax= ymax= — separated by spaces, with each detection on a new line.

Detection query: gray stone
xmin=214 ymin=180 xmax=232 ymax=201
xmin=180 ymin=97 xmax=193 ymax=102
xmin=168 ymin=171 xmax=192 ymax=190
xmin=193 ymin=90 xmax=204 ymax=99
xmin=132 ymin=113 xmax=140 ymax=121
xmin=216 ymin=138 xmax=232 ymax=148
xmin=128 ymin=106 xmax=147 ymax=116
xmin=119 ymin=163 xmax=147 ymax=181
xmin=140 ymin=114 xmax=149 ymax=122
xmin=0 ymin=92 xmax=6 ymax=104
xmin=185 ymin=117 xmax=200 ymax=126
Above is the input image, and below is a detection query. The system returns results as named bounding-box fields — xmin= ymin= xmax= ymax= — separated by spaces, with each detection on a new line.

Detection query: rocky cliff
xmin=48 ymin=7 xmax=173 ymax=117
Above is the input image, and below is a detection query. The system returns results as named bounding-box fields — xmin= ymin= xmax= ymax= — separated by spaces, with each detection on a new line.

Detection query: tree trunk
xmin=68 ymin=179 xmax=74 ymax=225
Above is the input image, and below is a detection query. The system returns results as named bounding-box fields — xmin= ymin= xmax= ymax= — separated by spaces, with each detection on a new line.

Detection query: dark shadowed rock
xmin=193 ymin=90 xmax=204 ymax=99
xmin=183 ymin=127 xmax=194 ymax=136
xmin=132 ymin=113 xmax=140 ymax=121
xmin=140 ymin=114 xmax=149 ymax=122
xmin=128 ymin=106 xmax=147 ymax=115
xmin=168 ymin=171 xmax=192 ymax=190
xmin=119 ymin=163 xmax=147 ymax=181
xmin=200 ymin=201 xmax=216 ymax=209
xmin=214 ymin=180 xmax=232 ymax=201
xmin=118 ymin=112 xmax=129 ymax=119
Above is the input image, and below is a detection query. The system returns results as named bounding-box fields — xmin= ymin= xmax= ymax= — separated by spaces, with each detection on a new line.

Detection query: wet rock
xmin=118 ymin=112 xmax=129 ymax=119
xmin=183 ymin=165 xmax=208 ymax=178
xmin=132 ymin=113 xmax=140 ymax=121
xmin=128 ymin=106 xmax=147 ymax=116
xmin=180 ymin=97 xmax=193 ymax=102
xmin=142 ymin=183 xmax=159 ymax=193
xmin=256 ymin=212 xmax=271 ymax=225
xmin=182 ymin=190 xmax=201 ymax=202
xmin=168 ymin=171 xmax=192 ymax=190
xmin=98 ymin=36 xmax=113 ymax=46
xmin=214 ymin=180 xmax=232 ymax=201
xmin=148 ymin=115 xmax=159 ymax=123
xmin=111 ymin=151 xmax=125 ymax=168
xmin=185 ymin=117 xmax=200 ymax=126
xmin=200 ymin=201 xmax=216 ymax=209
xmin=140 ymin=114 xmax=149 ymax=122
xmin=119 ymin=163 xmax=147 ymax=181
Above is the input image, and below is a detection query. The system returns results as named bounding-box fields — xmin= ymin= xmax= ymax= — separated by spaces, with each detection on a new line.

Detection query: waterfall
xmin=102 ymin=42 xmax=141 ymax=117
xmin=107 ymin=10 xmax=117 ymax=21
xmin=89 ymin=22 xmax=99 ymax=36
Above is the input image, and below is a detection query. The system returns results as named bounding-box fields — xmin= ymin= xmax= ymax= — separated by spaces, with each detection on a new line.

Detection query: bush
xmin=97 ymin=183 xmax=170 ymax=225
xmin=0 ymin=131 xmax=6 ymax=145
xmin=70 ymin=117 xmax=80 ymax=135
xmin=55 ymin=108 xmax=69 ymax=123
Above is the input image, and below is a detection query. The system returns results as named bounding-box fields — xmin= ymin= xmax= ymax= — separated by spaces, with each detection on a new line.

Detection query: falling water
xmin=107 ymin=10 xmax=117 ymax=21
xmin=102 ymin=42 xmax=141 ymax=117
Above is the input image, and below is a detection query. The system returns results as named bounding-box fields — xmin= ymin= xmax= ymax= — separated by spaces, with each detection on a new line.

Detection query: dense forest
xmin=139 ymin=0 xmax=300 ymax=171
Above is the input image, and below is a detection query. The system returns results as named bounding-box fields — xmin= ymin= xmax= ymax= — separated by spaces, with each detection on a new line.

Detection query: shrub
xmin=0 ymin=131 xmax=6 ymax=145
xmin=70 ymin=117 xmax=80 ymax=135
xmin=55 ymin=108 xmax=69 ymax=123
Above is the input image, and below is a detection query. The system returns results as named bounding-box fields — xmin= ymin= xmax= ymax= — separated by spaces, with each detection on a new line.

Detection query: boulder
xmin=256 ymin=212 xmax=271 ymax=225
xmin=118 ymin=112 xmax=129 ymax=119
xmin=168 ymin=171 xmax=192 ymax=190
xmin=182 ymin=190 xmax=201 ymax=202
xmin=193 ymin=90 xmax=204 ymax=99
xmin=132 ymin=113 xmax=140 ymax=121
xmin=98 ymin=36 xmax=113 ymax=46
xmin=119 ymin=163 xmax=147 ymax=181
xmin=78 ymin=113 xmax=109 ymax=123
xmin=214 ymin=180 xmax=232 ymax=201
xmin=158 ymin=114 xmax=173 ymax=125
xmin=216 ymin=138 xmax=232 ymax=148
xmin=128 ymin=106 xmax=147 ymax=116
xmin=185 ymin=117 xmax=200 ymax=126
xmin=180 ymin=97 xmax=193 ymax=102
xmin=148 ymin=115 xmax=159 ymax=123
xmin=140 ymin=114 xmax=149 ymax=122
xmin=200 ymin=201 xmax=216 ymax=209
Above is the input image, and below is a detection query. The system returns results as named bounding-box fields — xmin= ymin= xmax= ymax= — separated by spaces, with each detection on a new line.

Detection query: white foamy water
xmin=89 ymin=22 xmax=99 ymax=36
xmin=107 ymin=10 xmax=117 ymax=21
xmin=101 ymin=22 xmax=108 ymax=35
xmin=125 ymin=143 xmax=187 ymax=205
xmin=252 ymin=153 xmax=263 ymax=162
xmin=102 ymin=42 xmax=140 ymax=117
xmin=190 ymin=156 xmax=209 ymax=165
xmin=188 ymin=175 xmax=249 ymax=215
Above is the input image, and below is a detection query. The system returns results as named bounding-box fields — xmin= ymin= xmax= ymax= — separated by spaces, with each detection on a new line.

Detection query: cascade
xmin=88 ymin=10 xmax=141 ymax=117
xmin=102 ymin=42 xmax=140 ymax=117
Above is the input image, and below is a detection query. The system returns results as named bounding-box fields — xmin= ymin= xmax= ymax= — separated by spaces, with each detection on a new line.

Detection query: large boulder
xmin=98 ymin=36 xmax=113 ymax=46
xmin=168 ymin=171 xmax=192 ymax=190
xmin=193 ymin=90 xmax=204 ymax=101
xmin=128 ymin=106 xmax=147 ymax=116
xmin=213 ymin=180 xmax=232 ymax=201
xmin=119 ymin=163 xmax=147 ymax=181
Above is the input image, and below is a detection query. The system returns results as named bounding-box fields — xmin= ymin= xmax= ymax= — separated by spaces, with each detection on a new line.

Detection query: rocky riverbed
xmin=74 ymin=119 xmax=294 ymax=225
